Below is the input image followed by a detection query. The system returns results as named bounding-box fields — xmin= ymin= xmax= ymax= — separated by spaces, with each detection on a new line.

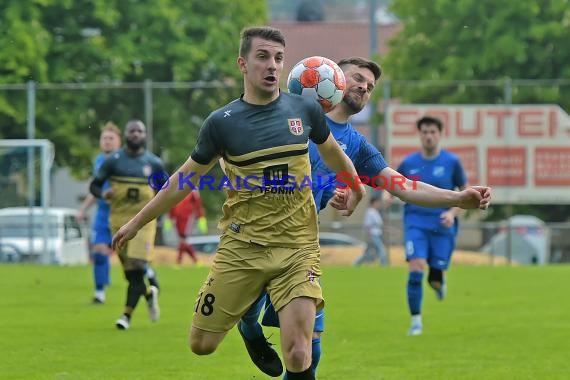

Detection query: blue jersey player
xmin=397 ymin=116 xmax=468 ymax=336
xmin=238 ymin=58 xmax=491 ymax=378
xmin=78 ymin=122 xmax=122 ymax=304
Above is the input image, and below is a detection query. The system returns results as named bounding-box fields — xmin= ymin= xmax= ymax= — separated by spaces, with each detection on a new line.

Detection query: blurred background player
xmin=396 ymin=116 xmax=468 ymax=336
xmin=78 ymin=122 xmax=121 ymax=304
xmin=353 ymin=194 xmax=388 ymax=266
xmin=90 ymin=120 xmax=166 ymax=330
xmin=168 ymin=190 xmax=207 ymax=265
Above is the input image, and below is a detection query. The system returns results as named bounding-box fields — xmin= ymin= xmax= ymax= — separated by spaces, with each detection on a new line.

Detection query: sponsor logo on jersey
xmin=143 ymin=165 xmax=152 ymax=177
xmin=229 ymin=222 xmax=241 ymax=233
xmin=433 ymin=166 xmax=445 ymax=177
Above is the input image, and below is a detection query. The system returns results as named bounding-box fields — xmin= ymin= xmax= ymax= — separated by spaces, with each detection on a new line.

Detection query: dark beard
xmin=342 ymin=92 xmax=364 ymax=114
xmin=126 ymin=139 xmax=146 ymax=150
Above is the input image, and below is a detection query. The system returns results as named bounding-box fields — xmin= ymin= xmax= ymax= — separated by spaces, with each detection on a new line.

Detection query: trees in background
xmin=0 ymin=0 xmax=267 ymax=214
xmin=0 ymin=0 xmax=267 ymax=174
xmin=383 ymin=0 xmax=570 ymax=221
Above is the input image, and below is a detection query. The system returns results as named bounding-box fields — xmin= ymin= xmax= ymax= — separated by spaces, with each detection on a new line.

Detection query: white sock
xmin=95 ymin=290 xmax=105 ymax=301
xmin=412 ymin=315 xmax=422 ymax=325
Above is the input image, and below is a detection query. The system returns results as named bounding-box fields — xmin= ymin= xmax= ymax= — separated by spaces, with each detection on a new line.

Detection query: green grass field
xmin=1 ymin=264 xmax=569 ymax=380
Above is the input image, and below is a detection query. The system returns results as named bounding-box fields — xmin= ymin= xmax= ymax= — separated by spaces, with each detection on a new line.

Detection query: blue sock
xmin=103 ymin=254 xmax=110 ymax=286
xmin=239 ymin=293 xmax=266 ymax=340
xmin=311 ymin=337 xmax=321 ymax=374
xmin=93 ymin=252 xmax=109 ymax=290
xmin=407 ymin=271 xmax=424 ymax=316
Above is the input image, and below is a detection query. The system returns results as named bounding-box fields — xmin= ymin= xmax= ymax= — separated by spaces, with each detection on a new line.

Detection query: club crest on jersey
xmin=433 ymin=166 xmax=445 ymax=177
xmin=288 ymin=118 xmax=303 ymax=136
xmin=143 ymin=165 xmax=152 ymax=177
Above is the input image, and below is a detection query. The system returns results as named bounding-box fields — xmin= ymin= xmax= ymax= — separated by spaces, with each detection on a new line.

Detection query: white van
xmin=0 ymin=207 xmax=89 ymax=265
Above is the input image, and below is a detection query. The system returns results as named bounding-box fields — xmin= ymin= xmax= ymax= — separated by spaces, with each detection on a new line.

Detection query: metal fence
xmin=3 ymin=78 xmax=570 ymax=149
xmin=1 ymin=78 xmax=569 ymax=265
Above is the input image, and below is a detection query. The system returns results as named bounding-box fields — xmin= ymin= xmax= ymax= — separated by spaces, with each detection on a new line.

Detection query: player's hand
xmin=76 ymin=210 xmax=86 ymax=222
xmin=440 ymin=211 xmax=455 ymax=228
xmin=329 ymin=185 xmax=366 ymax=217
xmin=102 ymin=189 xmax=114 ymax=200
xmin=112 ymin=221 xmax=139 ymax=250
xmin=457 ymin=186 xmax=491 ymax=210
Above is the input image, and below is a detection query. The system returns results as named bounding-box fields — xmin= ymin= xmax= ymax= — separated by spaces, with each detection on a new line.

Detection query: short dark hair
xmin=337 ymin=57 xmax=382 ymax=81
xmin=416 ymin=116 xmax=443 ymax=131
xmin=239 ymin=26 xmax=285 ymax=58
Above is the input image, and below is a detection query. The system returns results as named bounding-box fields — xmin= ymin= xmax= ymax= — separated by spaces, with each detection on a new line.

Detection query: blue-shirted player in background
xmin=78 ymin=122 xmax=122 ymax=304
xmin=238 ymin=58 xmax=491 ymax=378
xmin=396 ymin=116 xmax=468 ymax=336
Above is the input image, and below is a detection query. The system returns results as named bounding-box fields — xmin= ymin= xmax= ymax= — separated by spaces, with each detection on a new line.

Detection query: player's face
xmin=418 ymin=124 xmax=441 ymax=152
xmin=341 ymin=64 xmax=376 ymax=115
xmin=125 ymin=122 xmax=147 ymax=150
xmin=238 ymin=37 xmax=284 ymax=101
xmin=99 ymin=131 xmax=120 ymax=154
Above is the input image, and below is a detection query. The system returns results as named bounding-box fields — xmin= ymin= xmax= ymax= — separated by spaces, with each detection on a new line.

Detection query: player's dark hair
xmin=239 ymin=26 xmax=285 ymax=57
xmin=416 ymin=116 xmax=443 ymax=131
xmin=337 ymin=57 xmax=382 ymax=81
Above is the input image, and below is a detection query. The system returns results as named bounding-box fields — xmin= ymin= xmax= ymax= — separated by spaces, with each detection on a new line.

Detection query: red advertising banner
xmin=534 ymin=147 xmax=570 ymax=186
xmin=387 ymin=105 xmax=570 ymax=203
xmin=486 ymin=147 xmax=526 ymax=186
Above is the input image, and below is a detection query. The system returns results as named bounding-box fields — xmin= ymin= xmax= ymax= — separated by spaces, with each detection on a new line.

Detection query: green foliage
xmin=384 ymin=0 xmax=570 ymax=107
xmin=0 ymin=0 xmax=268 ymax=174
xmin=0 ymin=0 xmax=268 ymax=216
xmin=2 ymin=264 xmax=570 ymax=379
xmin=384 ymin=0 xmax=570 ymax=220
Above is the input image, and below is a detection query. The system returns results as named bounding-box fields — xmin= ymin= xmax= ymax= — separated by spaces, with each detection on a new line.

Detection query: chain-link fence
xmin=1 ymin=78 xmax=569 ymax=265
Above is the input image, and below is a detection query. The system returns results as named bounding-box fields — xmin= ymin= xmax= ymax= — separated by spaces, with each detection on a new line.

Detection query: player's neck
xmin=421 ymin=146 xmax=441 ymax=159
xmin=242 ymin=87 xmax=279 ymax=105
xmin=326 ymin=106 xmax=350 ymax=124
xmin=126 ymin=147 xmax=145 ymax=156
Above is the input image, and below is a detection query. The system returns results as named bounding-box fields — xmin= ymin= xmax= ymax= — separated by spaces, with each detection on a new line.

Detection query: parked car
xmin=187 ymin=232 xmax=364 ymax=255
xmin=0 ymin=207 xmax=89 ymax=265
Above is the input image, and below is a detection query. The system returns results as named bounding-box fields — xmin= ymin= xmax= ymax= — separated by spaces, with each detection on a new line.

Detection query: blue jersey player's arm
xmin=89 ymin=153 xmax=115 ymax=199
xmin=440 ymin=155 xmax=469 ymax=224
xmin=315 ymin=138 xmax=388 ymax=210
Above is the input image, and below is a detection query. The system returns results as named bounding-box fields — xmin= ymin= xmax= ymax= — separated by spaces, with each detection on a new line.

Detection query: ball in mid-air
xmin=287 ymin=56 xmax=346 ymax=112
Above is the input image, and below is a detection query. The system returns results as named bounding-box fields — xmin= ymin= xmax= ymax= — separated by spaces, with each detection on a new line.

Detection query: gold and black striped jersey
xmin=93 ymin=148 xmax=166 ymax=227
xmin=191 ymin=92 xmax=330 ymax=247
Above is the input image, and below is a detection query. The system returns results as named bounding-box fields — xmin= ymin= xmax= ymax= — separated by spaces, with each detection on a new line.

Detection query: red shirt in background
xmin=169 ymin=191 xmax=205 ymax=238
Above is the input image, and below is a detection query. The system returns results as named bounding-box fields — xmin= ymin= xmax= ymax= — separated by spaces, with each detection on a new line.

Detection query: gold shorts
xmin=113 ymin=220 xmax=156 ymax=270
xmin=192 ymin=234 xmax=323 ymax=332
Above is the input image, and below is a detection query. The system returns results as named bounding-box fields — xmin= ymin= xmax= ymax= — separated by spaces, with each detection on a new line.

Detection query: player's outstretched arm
xmin=379 ymin=167 xmax=491 ymax=210
xmin=112 ymin=156 xmax=219 ymax=250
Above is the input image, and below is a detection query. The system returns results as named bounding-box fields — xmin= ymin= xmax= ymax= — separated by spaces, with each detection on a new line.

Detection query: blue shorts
xmin=91 ymin=226 xmax=112 ymax=246
xmin=261 ymin=295 xmax=325 ymax=333
xmin=404 ymin=226 xmax=456 ymax=270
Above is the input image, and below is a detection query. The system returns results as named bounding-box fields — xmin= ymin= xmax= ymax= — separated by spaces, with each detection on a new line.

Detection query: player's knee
xmin=408 ymin=259 xmax=425 ymax=272
xmin=283 ymin=342 xmax=311 ymax=370
xmin=188 ymin=336 xmax=217 ymax=355
xmin=312 ymin=331 xmax=322 ymax=339
xmin=188 ymin=328 xmax=220 ymax=355
xmin=428 ymin=267 xmax=443 ymax=285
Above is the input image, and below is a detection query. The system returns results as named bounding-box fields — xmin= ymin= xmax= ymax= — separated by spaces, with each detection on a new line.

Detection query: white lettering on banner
xmin=387 ymin=105 xmax=570 ymax=204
